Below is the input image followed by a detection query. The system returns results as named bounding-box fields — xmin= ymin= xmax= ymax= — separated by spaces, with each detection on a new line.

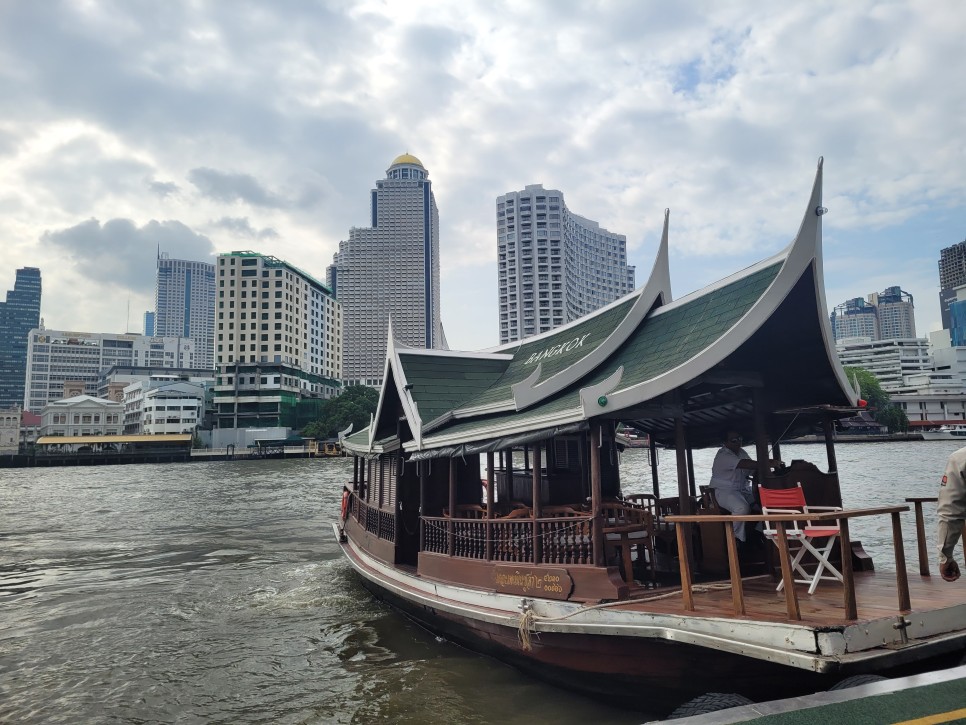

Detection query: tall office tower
xmin=214 ymin=251 xmax=342 ymax=433
xmin=327 ymin=154 xmax=443 ymax=388
xmin=869 ymin=286 xmax=915 ymax=339
xmin=143 ymin=311 xmax=155 ymax=336
xmin=24 ymin=328 xmax=195 ymax=411
xmin=154 ymin=253 xmax=216 ymax=370
xmin=0 ymin=267 xmax=42 ymax=407
xmin=939 ymin=239 xmax=966 ymax=329
xmin=496 ymin=184 xmax=635 ymax=344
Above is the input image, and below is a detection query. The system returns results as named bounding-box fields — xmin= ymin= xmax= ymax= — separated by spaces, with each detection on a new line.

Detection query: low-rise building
xmin=0 ymin=405 xmax=20 ymax=453
xmin=123 ymin=376 xmax=205 ymax=435
xmin=39 ymin=395 xmax=124 ymax=437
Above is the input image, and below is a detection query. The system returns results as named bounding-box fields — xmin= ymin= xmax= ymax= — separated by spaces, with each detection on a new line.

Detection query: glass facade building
xmin=0 ymin=267 xmax=41 ymax=408
xmin=154 ymin=254 xmax=216 ymax=371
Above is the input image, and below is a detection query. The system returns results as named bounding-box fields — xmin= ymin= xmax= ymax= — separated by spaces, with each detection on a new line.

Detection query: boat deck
xmin=619 ymin=569 xmax=962 ymax=626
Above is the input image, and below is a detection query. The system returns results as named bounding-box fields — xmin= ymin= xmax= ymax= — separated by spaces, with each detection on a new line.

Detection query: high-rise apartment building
xmin=0 ymin=267 xmax=41 ymax=407
xmin=496 ymin=184 xmax=635 ymax=344
xmin=327 ymin=154 xmax=443 ymax=387
xmin=214 ymin=251 xmax=342 ymax=434
xmin=830 ymin=286 xmax=915 ymax=342
xmin=154 ymin=254 xmax=216 ymax=370
xmin=938 ymin=239 xmax=966 ymax=329
xmin=24 ymin=328 xmax=195 ymax=412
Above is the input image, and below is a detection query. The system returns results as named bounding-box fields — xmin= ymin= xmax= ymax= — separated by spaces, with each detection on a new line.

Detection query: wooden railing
xmin=905 ymin=497 xmax=966 ymax=576
xmin=420 ymin=515 xmax=593 ymax=564
xmin=666 ymin=506 xmax=910 ymax=621
xmin=350 ymin=492 xmax=396 ymax=543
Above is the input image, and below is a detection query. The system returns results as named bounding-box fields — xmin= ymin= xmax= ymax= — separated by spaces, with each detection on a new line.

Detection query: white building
xmin=154 ymin=253 xmax=216 ymax=371
xmin=496 ymin=184 xmax=635 ymax=343
xmin=214 ymin=251 xmax=341 ymax=441
xmin=327 ymin=153 xmax=444 ymax=387
xmin=830 ymin=286 xmax=915 ymax=342
xmin=835 ymin=337 xmax=933 ymax=393
xmin=39 ymin=395 xmax=123 ymax=437
xmin=24 ymin=328 xmax=195 ymax=413
xmin=123 ymin=376 xmax=205 ymax=435
xmin=0 ymin=406 xmax=19 ymax=453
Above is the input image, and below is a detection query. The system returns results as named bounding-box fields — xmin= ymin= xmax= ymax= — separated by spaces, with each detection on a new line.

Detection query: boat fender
xmin=341 ymin=489 xmax=350 ymax=520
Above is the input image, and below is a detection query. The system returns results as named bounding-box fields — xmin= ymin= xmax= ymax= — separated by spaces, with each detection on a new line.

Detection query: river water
xmin=0 ymin=441 xmax=959 ymax=724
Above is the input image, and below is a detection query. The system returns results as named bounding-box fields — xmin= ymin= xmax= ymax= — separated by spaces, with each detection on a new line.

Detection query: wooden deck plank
xmin=621 ymin=569 xmax=964 ymax=626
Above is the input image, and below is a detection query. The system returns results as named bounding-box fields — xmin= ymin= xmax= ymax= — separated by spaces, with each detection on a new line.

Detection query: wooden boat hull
xmin=333 ymin=523 xmax=966 ymax=715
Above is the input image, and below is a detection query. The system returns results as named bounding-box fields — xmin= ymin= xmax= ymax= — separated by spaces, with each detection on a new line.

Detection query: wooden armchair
xmin=602 ymin=503 xmax=656 ymax=583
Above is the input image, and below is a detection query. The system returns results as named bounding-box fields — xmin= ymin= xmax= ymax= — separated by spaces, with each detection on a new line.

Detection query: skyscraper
xmin=496 ymin=184 xmax=635 ymax=344
xmin=939 ymin=239 xmax=966 ymax=330
xmin=154 ymin=253 xmax=216 ymax=370
xmin=327 ymin=154 xmax=443 ymax=387
xmin=0 ymin=267 xmax=41 ymax=407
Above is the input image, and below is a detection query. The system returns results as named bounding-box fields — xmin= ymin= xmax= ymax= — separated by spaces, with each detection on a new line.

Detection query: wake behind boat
xmin=333 ymin=159 xmax=966 ymax=718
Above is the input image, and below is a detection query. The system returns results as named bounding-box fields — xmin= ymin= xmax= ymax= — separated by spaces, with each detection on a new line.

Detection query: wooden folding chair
xmin=758 ymin=483 xmax=843 ymax=595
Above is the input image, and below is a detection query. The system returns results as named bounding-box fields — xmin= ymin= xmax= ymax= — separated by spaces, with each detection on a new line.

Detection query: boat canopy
xmin=344 ymin=158 xmax=858 ymax=457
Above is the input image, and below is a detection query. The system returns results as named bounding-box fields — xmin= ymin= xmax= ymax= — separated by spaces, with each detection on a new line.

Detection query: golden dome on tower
xmin=389 ymin=152 xmax=424 ymax=168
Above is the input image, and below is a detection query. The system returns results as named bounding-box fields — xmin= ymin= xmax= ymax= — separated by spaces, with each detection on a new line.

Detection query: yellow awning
xmin=36 ymin=434 xmax=193 ymax=445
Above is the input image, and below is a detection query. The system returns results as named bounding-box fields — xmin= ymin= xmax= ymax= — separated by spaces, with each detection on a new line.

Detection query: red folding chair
xmin=758 ymin=483 xmax=843 ymax=594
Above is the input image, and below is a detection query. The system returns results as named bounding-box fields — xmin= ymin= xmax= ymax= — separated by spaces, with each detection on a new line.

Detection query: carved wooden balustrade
xmin=421 ymin=514 xmax=593 ymax=565
xmin=349 ymin=492 xmax=396 ymax=543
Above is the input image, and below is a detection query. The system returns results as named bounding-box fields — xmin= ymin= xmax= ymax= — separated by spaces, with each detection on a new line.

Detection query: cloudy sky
xmin=2 ymin=1 xmax=964 ymax=351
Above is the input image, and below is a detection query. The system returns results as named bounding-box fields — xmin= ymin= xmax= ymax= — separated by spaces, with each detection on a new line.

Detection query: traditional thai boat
xmin=333 ymin=159 xmax=966 ymax=717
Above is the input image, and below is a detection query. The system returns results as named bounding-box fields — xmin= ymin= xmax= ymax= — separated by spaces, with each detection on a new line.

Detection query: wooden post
xmin=418 ymin=460 xmax=428 ymax=552
xmin=532 ymin=443 xmax=542 ymax=565
xmin=448 ymin=458 xmax=457 ymax=557
xmin=352 ymin=456 xmax=359 ymax=490
xmin=675 ymin=523 xmax=694 ymax=611
xmin=649 ymin=434 xmax=660 ymax=500
xmin=891 ymin=511 xmax=912 ymax=612
xmin=772 ymin=442 xmax=782 ymax=464
xmin=753 ymin=389 xmax=770 ymax=487
xmin=774 ymin=522 xmax=801 ymax=621
xmin=590 ymin=423 xmax=604 ymax=566
xmin=822 ymin=417 xmax=838 ymax=473
xmin=723 ymin=523 xmax=745 ymax=615
xmin=838 ymin=518 xmax=857 ymax=620
xmin=686 ymin=446 xmax=696 ymax=498
xmin=912 ymin=500 xmax=930 ymax=576
xmin=486 ymin=452 xmax=495 ymax=561
xmin=674 ymin=414 xmax=695 ymax=574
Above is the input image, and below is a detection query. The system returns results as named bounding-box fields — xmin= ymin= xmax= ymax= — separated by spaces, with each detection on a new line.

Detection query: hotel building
xmin=496 ymin=184 xmax=635 ymax=344
xmin=327 ymin=153 xmax=443 ymax=387
xmin=213 ymin=251 xmax=341 ymax=437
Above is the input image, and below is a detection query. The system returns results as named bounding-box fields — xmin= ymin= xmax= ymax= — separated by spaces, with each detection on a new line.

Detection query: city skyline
xmin=1 ymin=2 xmax=964 ymax=353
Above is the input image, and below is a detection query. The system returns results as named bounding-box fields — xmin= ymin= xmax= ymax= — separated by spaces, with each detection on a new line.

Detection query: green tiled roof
xmin=398 ymin=353 xmax=509 ymax=423
xmin=416 ymin=262 xmax=782 ymax=445
xmin=456 ymin=297 xmax=637 ymax=409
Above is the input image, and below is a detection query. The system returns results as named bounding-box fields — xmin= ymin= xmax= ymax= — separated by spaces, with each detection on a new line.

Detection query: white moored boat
xmin=921 ymin=425 xmax=966 ymax=440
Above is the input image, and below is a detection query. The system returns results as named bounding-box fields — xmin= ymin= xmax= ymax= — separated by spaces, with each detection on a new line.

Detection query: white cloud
xmin=0 ymin=0 xmax=963 ymax=351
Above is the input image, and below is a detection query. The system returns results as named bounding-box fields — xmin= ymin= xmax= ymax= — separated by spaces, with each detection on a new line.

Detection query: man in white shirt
xmin=938 ymin=446 xmax=966 ymax=582
xmin=709 ymin=430 xmax=780 ymax=543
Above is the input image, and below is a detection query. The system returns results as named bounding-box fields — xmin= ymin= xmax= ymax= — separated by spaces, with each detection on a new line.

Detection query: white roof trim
xmin=585 ymin=157 xmax=847 ymax=416
xmin=511 ymin=210 xmax=672 ymax=411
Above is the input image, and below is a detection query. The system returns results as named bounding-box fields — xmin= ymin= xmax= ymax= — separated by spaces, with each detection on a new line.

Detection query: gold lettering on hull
xmin=492 ymin=566 xmax=574 ymax=600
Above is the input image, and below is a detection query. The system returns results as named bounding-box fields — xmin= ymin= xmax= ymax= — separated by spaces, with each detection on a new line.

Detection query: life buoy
xmin=341 ymin=489 xmax=350 ymax=520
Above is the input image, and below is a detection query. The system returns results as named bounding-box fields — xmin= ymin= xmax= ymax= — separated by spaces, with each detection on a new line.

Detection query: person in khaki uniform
xmin=938 ymin=446 xmax=966 ymax=582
